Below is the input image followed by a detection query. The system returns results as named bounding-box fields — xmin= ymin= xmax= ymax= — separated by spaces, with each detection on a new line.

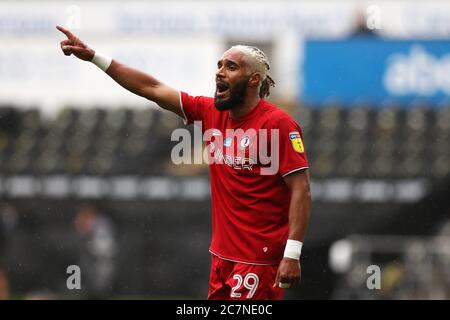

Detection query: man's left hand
xmin=273 ymin=258 xmax=301 ymax=289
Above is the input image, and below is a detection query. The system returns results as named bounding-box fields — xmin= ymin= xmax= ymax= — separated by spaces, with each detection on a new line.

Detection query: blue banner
xmin=302 ymin=39 xmax=450 ymax=107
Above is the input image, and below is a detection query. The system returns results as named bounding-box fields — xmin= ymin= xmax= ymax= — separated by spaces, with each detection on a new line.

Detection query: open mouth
xmin=215 ymin=82 xmax=230 ymax=97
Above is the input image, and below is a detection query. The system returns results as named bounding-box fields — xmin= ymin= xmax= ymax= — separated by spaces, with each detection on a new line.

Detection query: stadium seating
xmin=295 ymin=105 xmax=450 ymax=179
xmin=1 ymin=105 xmax=448 ymax=179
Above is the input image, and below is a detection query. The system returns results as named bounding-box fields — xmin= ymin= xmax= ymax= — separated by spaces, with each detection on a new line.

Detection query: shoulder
xmin=180 ymin=91 xmax=214 ymax=107
xmin=198 ymin=95 xmax=215 ymax=106
xmin=260 ymin=100 xmax=298 ymax=129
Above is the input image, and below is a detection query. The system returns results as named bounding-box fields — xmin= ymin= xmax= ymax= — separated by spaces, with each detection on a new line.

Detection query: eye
xmin=228 ymin=64 xmax=237 ymax=71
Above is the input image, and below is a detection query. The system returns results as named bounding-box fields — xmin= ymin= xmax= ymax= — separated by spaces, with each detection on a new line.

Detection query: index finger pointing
xmin=56 ymin=25 xmax=74 ymax=39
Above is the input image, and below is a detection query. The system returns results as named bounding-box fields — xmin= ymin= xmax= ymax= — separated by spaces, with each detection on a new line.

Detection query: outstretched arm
xmin=56 ymin=25 xmax=183 ymax=118
xmin=274 ymin=169 xmax=312 ymax=289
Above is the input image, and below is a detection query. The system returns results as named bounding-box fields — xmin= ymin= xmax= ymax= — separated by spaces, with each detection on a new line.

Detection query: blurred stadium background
xmin=0 ymin=0 xmax=449 ymax=299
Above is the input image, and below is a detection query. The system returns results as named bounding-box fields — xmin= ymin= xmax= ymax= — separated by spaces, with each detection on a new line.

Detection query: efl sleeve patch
xmin=289 ymin=131 xmax=304 ymax=153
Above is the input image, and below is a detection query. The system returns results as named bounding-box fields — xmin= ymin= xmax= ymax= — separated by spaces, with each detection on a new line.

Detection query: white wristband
xmin=283 ymin=239 xmax=303 ymax=260
xmin=91 ymin=51 xmax=112 ymax=72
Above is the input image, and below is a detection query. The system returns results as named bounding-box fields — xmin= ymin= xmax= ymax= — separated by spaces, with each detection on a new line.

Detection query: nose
xmin=216 ymin=65 xmax=225 ymax=79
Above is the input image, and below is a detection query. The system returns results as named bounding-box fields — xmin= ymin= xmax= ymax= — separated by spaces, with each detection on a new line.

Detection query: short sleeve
xmin=180 ymin=91 xmax=213 ymax=125
xmin=276 ymin=116 xmax=309 ymax=177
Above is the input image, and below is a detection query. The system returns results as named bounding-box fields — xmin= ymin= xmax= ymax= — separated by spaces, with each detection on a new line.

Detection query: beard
xmin=214 ymin=77 xmax=249 ymax=111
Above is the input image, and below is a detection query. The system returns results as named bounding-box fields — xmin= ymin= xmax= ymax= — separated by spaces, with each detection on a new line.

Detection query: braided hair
xmin=230 ymin=45 xmax=276 ymax=98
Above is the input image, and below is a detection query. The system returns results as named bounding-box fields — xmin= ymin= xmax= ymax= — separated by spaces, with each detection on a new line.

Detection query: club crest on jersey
xmin=240 ymin=136 xmax=251 ymax=148
xmin=289 ymin=131 xmax=304 ymax=153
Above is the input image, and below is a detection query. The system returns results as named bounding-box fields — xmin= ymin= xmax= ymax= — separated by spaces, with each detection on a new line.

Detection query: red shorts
xmin=207 ymin=254 xmax=284 ymax=300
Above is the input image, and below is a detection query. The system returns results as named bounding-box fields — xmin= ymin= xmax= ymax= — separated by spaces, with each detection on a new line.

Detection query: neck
xmin=229 ymin=94 xmax=261 ymax=120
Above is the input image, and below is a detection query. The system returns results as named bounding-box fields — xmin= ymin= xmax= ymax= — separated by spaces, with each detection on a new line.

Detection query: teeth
xmin=217 ymin=85 xmax=227 ymax=93
xmin=216 ymin=82 xmax=229 ymax=94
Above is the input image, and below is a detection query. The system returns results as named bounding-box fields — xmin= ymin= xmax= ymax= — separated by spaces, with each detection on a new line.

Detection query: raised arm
xmin=56 ymin=25 xmax=183 ymax=118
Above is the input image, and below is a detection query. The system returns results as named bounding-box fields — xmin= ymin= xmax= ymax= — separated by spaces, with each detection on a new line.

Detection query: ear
xmin=248 ymin=73 xmax=262 ymax=87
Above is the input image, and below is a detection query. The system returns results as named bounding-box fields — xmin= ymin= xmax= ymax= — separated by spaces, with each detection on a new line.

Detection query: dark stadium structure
xmin=0 ymin=104 xmax=449 ymax=299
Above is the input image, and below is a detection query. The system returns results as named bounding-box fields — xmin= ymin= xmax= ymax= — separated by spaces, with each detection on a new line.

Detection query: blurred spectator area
xmin=0 ymin=103 xmax=449 ymax=299
xmin=0 ymin=104 xmax=448 ymax=179
xmin=0 ymin=106 xmax=198 ymax=176
xmin=297 ymin=104 xmax=450 ymax=179
xmin=329 ymin=219 xmax=450 ymax=300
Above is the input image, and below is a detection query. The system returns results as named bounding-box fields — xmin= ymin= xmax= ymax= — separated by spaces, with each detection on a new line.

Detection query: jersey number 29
xmin=230 ymin=273 xmax=259 ymax=299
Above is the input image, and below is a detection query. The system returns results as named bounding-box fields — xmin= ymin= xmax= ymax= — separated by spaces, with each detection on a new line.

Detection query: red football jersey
xmin=180 ymin=91 xmax=309 ymax=264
